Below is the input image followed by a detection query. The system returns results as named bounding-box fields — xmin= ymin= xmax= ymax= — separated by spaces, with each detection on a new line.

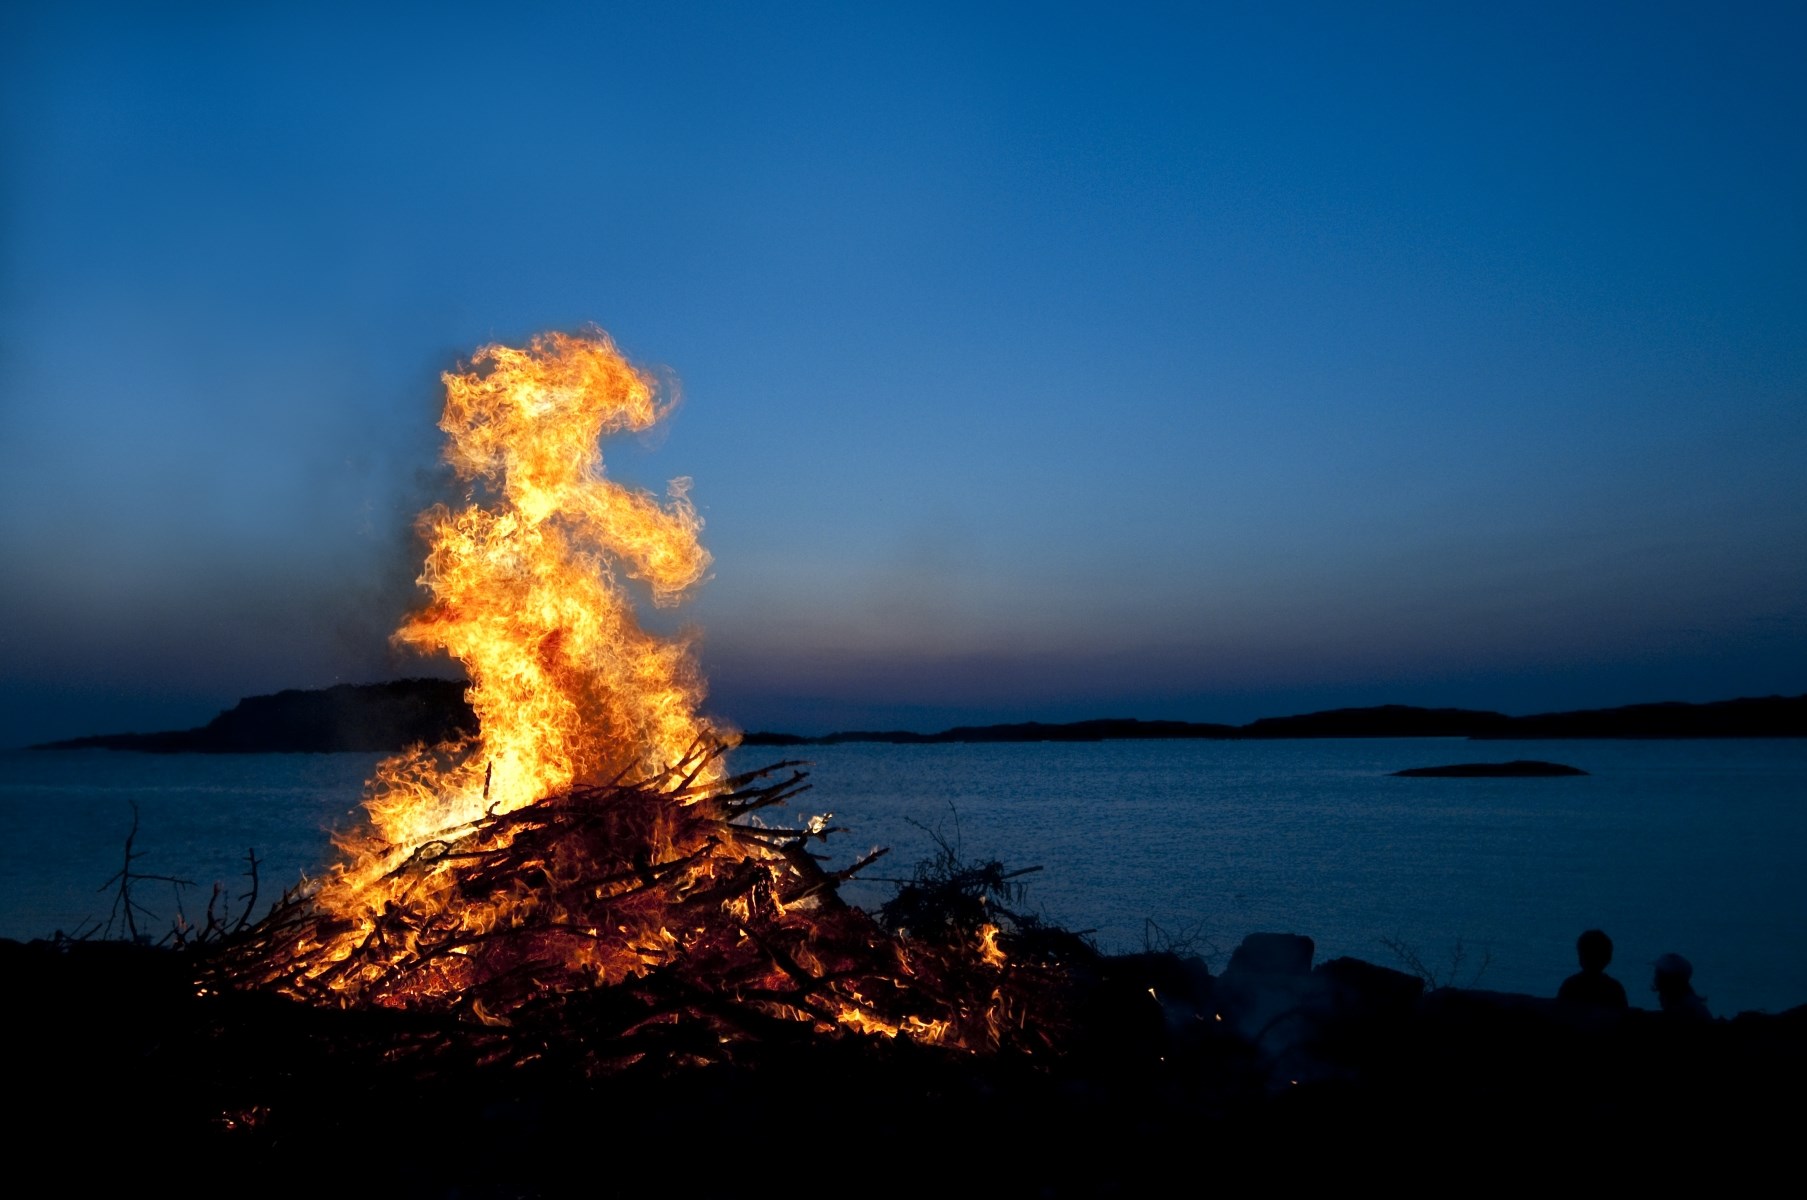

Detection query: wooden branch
xmin=235 ymin=848 xmax=262 ymax=932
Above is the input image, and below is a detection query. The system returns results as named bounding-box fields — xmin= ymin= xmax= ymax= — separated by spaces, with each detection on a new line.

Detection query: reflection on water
xmin=3 ymin=739 xmax=1804 ymax=1014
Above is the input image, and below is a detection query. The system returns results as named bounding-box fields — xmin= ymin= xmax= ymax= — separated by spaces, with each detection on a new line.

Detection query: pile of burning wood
xmin=195 ymin=331 xmax=1081 ymax=1072
xmin=210 ymin=745 xmax=1077 ymax=1073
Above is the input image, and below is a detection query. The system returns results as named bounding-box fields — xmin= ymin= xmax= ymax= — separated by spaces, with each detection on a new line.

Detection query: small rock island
xmin=1392 ymin=760 xmax=1588 ymax=777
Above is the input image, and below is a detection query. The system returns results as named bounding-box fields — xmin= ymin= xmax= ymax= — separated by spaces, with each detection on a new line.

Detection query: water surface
xmin=3 ymin=739 xmax=1802 ymax=1014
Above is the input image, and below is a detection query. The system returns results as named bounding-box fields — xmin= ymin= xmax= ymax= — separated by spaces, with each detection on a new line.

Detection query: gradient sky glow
xmin=2 ymin=0 xmax=1803 ymax=745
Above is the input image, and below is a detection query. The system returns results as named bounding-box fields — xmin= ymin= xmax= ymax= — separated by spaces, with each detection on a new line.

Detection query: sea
xmin=3 ymin=738 xmax=1803 ymax=1015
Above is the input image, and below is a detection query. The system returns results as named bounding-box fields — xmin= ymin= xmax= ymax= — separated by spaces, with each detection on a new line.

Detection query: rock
xmin=1224 ymin=932 xmax=1316 ymax=977
xmin=1216 ymin=934 xmax=1320 ymax=1079
xmin=1314 ymin=956 xmax=1425 ymax=1016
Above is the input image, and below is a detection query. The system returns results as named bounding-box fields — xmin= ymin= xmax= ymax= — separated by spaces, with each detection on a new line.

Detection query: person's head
xmin=1576 ymin=928 xmax=1613 ymax=973
xmin=1653 ymin=952 xmax=1694 ymax=996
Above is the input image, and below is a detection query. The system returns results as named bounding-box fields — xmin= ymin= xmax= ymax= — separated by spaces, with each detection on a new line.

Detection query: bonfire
xmin=213 ymin=330 xmax=1071 ymax=1069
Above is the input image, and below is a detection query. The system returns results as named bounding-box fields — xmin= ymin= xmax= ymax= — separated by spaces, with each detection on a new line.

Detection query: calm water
xmin=3 ymin=740 xmax=1803 ymax=1014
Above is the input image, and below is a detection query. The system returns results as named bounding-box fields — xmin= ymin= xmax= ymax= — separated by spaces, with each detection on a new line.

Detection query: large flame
xmin=227 ymin=329 xmax=1047 ymax=1058
xmin=323 ymin=330 xmax=720 ymax=910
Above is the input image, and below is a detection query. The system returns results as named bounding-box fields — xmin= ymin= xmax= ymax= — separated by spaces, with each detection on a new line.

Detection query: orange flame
xmin=977 ymin=922 xmax=1007 ymax=968
xmin=322 ymin=330 xmax=720 ymax=914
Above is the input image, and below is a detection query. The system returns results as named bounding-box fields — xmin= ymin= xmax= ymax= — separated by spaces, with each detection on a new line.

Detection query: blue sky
xmin=2 ymin=1 xmax=1802 ymax=744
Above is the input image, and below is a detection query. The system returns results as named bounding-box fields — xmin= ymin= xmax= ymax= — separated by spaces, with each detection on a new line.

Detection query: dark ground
xmin=5 ymin=933 xmax=1802 ymax=1194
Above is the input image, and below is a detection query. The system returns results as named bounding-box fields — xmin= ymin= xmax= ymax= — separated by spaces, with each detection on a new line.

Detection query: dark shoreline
xmin=8 ymin=931 xmax=1802 ymax=1188
xmin=27 ymin=684 xmax=1807 ymax=754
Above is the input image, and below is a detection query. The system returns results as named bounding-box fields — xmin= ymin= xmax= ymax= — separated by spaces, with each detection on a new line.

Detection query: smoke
xmin=328 ymin=459 xmax=464 ymax=684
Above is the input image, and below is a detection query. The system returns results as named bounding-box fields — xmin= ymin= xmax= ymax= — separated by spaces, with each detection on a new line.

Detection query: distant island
xmin=27 ymin=683 xmax=1807 ymax=753
xmin=744 ymin=694 xmax=1807 ymax=745
xmin=33 ymin=679 xmax=475 ymax=753
xmin=1391 ymin=760 xmax=1588 ymax=778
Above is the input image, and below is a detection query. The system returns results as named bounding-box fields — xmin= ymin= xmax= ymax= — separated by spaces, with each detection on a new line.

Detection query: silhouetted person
xmin=1558 ymin=928 xmax=1628 ymax=1009
xmin=1652 ymin=952 xmax=1712 ymax=1021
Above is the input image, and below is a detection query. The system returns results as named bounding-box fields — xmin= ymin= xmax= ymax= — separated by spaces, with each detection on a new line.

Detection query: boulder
xmin=1224 ymin=932 xmax=1315 ymax=977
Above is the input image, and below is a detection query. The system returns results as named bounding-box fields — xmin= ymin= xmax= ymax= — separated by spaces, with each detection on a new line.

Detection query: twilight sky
xmin=2 ymin=0 xmax=1803 ymax=746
